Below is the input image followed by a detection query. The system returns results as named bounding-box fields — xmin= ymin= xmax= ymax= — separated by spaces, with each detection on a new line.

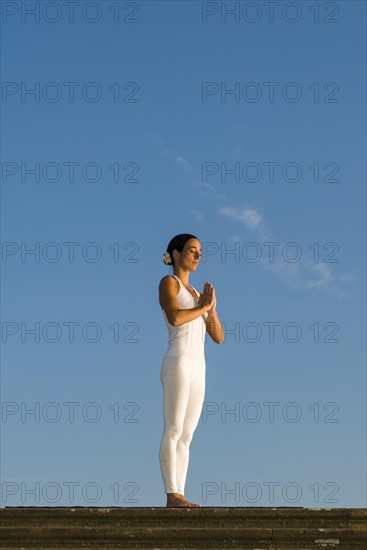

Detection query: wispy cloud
xmin=149 ymin=132 xmax=195 ymax=174
xmin=174 ymin=155 xmax=192 ymax=173
xmin=220 ymin=206 xmax=262 ymax=229
xmin=221 ymin=205 xmax=353 ymax=298
xmin=149 ymin=133 xmax=353 ymax=297
xmin=190 ymin=209 xmax=203 ymax=221
xmin=149 ymin=131 xmax=228 ymax=205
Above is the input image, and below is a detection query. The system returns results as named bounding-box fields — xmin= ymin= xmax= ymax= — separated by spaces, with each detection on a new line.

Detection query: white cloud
xmin=148 ymin=132 xmax=354 ymax=297
xmin=220 ymin=206 xmax=262 ymax=229
xmin=190 ymin=209 xmax=203 ymax=221
xmin=223 ymin=205 xmax=353 ymax=297
xmin=174 ymin=155 xmax=192 ymax=173
xmin=148 ymin=132 xmax=194 ymax=173
xmin=305 ymin=263 xmax=333 ymax=288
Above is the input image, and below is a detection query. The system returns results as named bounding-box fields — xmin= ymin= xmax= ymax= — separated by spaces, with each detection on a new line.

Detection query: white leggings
xmin=159 ymin=355 xmax=206 ymax=495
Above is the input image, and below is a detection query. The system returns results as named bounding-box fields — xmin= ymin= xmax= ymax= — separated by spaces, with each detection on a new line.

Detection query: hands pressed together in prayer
xmin=198 ymin=282 xmax=216 ymax=314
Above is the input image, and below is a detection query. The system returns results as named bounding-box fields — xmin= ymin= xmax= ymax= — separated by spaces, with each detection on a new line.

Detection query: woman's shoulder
xmin=159 ymin=275 xmax=178 ymax=287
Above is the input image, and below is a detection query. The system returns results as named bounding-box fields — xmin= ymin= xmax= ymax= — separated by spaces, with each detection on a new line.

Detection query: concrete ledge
xmin=1 ymin=507 xmax=366 ymax=549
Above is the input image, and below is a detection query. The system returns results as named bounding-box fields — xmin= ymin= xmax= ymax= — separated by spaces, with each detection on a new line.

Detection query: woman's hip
xmin=160 ymin=354 xmax=205 ymax=383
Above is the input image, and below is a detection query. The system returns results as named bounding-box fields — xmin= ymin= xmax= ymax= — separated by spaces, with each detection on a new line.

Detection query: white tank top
xmin=162 ymin=274 xmax=207 ymax=365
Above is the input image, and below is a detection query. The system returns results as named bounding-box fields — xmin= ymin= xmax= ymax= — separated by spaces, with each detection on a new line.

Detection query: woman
xmin=158 ymin=233 xmax=224 ymax=507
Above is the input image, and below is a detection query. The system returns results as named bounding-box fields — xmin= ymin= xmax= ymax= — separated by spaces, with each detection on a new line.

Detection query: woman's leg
xmin=159 ymin=356 xmax=192 ymax=494
xmin=176 ymin=360 xmax=205 ymax=496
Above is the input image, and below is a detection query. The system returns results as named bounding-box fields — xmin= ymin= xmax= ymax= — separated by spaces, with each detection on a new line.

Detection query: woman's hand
xmin=208 ymin=286 xmax=216 ymax=313
xmin=198 ymin=282 xmax=216 ymax=313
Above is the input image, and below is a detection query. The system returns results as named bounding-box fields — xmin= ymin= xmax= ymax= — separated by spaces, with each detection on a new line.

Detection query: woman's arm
xmin=159 ymin=277 xmax=211 ymax=326
xmin=205 ymin=308 xmax=225 ymax=344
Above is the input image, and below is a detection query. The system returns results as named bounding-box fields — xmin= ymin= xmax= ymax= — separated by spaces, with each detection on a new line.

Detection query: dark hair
xmin=165 ymin=233 xmax=199 ymax=267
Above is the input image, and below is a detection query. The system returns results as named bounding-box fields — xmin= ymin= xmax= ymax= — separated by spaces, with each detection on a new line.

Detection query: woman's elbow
xmin=168 ymin=311 xmax=180 ymax=326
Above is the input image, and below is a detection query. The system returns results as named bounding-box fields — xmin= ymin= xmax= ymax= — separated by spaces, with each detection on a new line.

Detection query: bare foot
xmin=166 ymin=492 xmax=202 ymax=507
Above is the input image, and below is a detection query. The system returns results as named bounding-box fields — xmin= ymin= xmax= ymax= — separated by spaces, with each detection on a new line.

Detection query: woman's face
xmin=176 ymin=239 xmax=201 ymax=270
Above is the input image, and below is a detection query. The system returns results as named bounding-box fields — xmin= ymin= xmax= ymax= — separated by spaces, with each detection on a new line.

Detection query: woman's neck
xmin=173 ymin=271 xmax=190 ymax=287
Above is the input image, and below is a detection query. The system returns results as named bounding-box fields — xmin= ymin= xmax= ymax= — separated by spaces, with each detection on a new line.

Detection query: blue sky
xmin=1 ymin=0 xmax=366 ymax=508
